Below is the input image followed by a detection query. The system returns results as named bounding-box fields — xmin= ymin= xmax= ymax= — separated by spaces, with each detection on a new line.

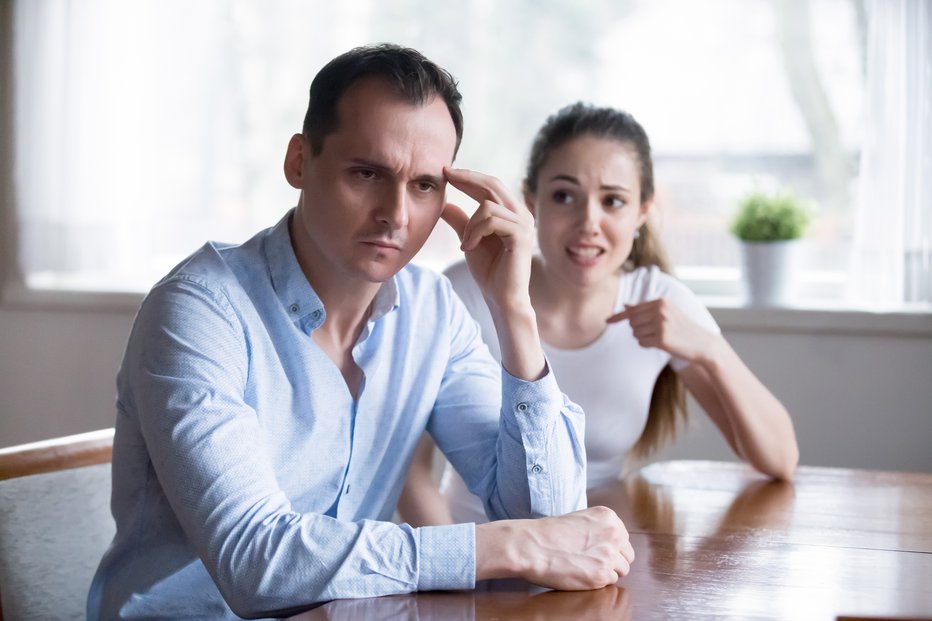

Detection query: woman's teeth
xmin=568 ymin=246 xmax=602 ymax=258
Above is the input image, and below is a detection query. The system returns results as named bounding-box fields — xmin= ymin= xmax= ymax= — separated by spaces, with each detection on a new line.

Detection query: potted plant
xmin=730 ymin=190 xmax=811 ymax=306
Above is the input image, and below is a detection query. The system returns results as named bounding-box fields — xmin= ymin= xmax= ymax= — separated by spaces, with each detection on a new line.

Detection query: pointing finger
xmin=606 ymin=305 xmax=633 ymax=324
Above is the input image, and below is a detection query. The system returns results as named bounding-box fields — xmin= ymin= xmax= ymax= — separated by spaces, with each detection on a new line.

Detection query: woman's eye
xmin=552 ymin=190 xmax=573 ymax=205
xmin=604 ymin=195 xmax=626 ymax=209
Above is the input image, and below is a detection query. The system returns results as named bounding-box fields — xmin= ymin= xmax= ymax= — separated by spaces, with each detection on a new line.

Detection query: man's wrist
xmin=483 ymin=292 xmax=536 ymax=324
xmin=488 ymin=303 xmax=546 ymax=381
xmin=475 ymin=520 xmax=528 ymax=580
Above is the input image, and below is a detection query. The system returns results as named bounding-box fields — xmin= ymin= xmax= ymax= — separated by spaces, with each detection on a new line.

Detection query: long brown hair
xmin=525 ymin=102 xmax=686 ymax=461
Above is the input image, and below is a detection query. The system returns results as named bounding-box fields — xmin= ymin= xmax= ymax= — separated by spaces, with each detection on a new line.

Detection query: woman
xmin=398 ymin=103 xmax=798 ymax=526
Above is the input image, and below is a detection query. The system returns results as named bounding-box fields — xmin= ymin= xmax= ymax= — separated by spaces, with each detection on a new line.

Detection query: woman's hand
xmin=606 ymin=298 xmax=718 ymax=364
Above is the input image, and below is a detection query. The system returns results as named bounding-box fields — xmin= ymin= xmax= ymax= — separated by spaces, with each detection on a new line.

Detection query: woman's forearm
xmin=688 ymin=336 xmax=799 ymax=480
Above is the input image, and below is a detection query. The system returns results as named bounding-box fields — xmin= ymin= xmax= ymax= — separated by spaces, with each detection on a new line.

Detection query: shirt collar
xmin=369 ymin=275 xmax=400 ymax=323
xmin=265 ymin=209 xmax=400 ymax=331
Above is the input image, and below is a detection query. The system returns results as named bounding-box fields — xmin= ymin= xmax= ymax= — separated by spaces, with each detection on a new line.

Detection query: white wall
xmin=0 ymin=303 xmax=135 ymax=445
xmin=652 ymin=316 xmax=932 ymax=473
xmin=2 ymin=300 xmax=931 ymax=473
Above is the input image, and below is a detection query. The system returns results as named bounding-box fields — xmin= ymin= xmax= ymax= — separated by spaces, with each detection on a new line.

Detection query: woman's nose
xmin=577 ymin=198 xmax=601 ymax=234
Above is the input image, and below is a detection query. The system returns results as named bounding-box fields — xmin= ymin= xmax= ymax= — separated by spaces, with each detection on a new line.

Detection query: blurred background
xmin=2 ymin=0 xmax=930 ymax=471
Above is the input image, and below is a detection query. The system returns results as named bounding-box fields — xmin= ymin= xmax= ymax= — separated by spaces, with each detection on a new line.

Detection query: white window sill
xmin=4 ymin=282 xmax=931 ymax=337
xmin=678 ymin=267 xmax=932 ymax=336
xmin=705 ymin=297 xmax=932 ymax=337
xmin=1 ymin=282 xmax=145 ymax=313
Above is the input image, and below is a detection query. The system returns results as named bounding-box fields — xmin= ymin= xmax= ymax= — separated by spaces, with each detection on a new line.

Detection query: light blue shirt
xmin=88 ymin=211 xmax=586 ymax=620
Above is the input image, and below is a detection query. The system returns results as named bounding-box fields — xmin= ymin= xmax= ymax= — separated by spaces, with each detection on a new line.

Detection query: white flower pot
xmin=739 ymin=240 xmax=800 ymax=307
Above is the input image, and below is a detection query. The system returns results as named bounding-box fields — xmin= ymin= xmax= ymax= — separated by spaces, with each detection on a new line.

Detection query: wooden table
xmin=292 ymin=460 xmax=932 ymax=620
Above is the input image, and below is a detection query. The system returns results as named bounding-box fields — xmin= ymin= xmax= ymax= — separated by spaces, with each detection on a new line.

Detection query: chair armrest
xmin=0 ymin=429 xmax=114 ymax=481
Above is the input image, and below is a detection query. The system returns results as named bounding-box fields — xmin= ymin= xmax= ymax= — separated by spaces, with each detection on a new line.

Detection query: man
xmin=88 ymin=44 xmax=634 ymax=619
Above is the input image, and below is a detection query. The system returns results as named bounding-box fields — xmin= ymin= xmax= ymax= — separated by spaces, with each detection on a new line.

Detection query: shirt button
xmin=289 ymin=304 xmax=299 ymax=313
xmin=312 ymin=309 xmax=322 ymax=319
xmin=516 ymin=402 xmax=529 ymax=412
xmin=531 ymin=464 xmax=543 ymax=474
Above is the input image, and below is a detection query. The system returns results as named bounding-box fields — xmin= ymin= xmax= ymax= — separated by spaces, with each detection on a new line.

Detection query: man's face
xmin=286 ymin=77 xmax=457 ymax=287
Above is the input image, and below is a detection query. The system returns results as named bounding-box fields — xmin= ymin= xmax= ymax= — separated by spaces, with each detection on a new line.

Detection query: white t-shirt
xmin=440 ymin=260 xmax=720 ymax=523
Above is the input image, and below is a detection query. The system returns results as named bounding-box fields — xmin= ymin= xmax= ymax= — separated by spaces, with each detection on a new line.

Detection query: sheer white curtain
xmin=13 ymin=0 xmax=325 ymax=291
xmin=849 ymin=0 xmax=932 ymax=306
xmin=12 ymin=0 xmax=880 ymax=298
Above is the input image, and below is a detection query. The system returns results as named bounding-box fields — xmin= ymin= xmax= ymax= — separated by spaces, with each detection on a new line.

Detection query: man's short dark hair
xmin=302 ymin=44 xmax=464 ymax=157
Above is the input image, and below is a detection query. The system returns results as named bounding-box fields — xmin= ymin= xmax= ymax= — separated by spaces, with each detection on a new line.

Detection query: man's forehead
xmin=342 ymin=140 xmax=454 ymax=178
xmin=325 ymin=80 xmax=457 ymax=165
xmin=336 ymin=78 xmax=451 ymax=126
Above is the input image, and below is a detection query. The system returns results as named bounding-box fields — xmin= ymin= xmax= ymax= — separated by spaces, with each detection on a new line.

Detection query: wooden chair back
xmin=0 ymin=429 xmax=115 ymax=621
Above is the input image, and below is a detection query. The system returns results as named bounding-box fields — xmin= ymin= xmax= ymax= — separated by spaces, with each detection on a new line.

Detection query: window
xmin=11 ymin=0 xmax=929 ymax=305
xmin=598 ymin=0 xmax=865 ymax=300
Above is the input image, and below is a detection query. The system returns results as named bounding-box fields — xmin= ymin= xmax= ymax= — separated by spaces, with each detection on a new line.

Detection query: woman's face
xmin=529 ymin=135 xmax=650 ymax=289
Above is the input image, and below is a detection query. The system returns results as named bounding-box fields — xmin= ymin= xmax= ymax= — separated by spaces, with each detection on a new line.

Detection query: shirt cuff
xmin=500 ymin=361 xmax=563 ymax=432
xmin=417 ymin=523 xmax=475 ymax=591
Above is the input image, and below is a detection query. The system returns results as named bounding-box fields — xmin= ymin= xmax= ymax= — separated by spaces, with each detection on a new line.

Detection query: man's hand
xmin=441 ymin=167 xmax=545 ymax=381
xmin=475 ymin=506 xmax=636 ymax=590
xmin=441 ymin=167 xmax=536 ymax=315
xmin=607 ymin=298 xmax=716 ymax=365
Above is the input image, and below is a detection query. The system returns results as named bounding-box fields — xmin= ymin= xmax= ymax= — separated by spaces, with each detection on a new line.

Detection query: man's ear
xmin=522 ymin=181 xmax=537 ymax=219
xmin=283 ymin=134 xmax=307 ymax=189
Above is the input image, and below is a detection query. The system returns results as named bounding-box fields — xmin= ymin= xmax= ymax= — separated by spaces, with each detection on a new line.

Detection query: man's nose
xmin=377 ymin=185 xmax=409 ymax=229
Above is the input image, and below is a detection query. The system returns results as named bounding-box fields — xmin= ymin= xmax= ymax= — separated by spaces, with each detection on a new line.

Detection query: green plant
xmin=730 ymin=190 xmax=811 ymax=242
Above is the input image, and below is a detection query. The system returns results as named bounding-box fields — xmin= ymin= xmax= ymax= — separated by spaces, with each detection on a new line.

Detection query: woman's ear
xmin=283 ymin=134 xmax=307 ymax=190
xmin=637 ymin=199 xmax=653 ymax=228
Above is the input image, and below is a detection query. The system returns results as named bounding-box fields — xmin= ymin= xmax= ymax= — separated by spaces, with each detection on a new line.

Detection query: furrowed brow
xmin=348 ymin=158 xmax=392 ymax=174
xmin=549 ymin=174 xmax=581 ymax=185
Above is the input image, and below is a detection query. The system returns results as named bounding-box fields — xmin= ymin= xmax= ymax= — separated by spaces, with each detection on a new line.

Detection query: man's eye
xmin=416 ymin=181 xmax=436 ymax=193
xmin=552 ymin=190 xmax=573 ymax=205
xmin=355 ymin=169 xmax=378 ymax=181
